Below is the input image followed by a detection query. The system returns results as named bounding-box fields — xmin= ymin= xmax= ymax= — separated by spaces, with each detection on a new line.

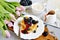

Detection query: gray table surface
xmin=0 ymin=25 xmax=60 ymax=40
xmin=0 ymin=0 xmax=60 ymax=40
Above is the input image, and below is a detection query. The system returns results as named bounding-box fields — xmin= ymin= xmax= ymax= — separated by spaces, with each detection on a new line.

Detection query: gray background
xmin=0 ymin=0 xmax=60 ymax=40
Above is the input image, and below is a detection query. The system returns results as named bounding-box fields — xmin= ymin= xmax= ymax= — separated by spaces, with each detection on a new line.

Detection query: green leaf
xmin=0 ymin=21 xmax=4 ymax=28
xmin=0 ymin=28 xmax=6 ymax=37
xmin=0 ymin=21 xmax=6 ymax=37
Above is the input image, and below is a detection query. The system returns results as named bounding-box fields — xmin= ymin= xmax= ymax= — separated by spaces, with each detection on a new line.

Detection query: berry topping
xmin=24 ymin=17 xmax=27 ymax=22
xmin=20 ymin=0 xmax=32 ymax=6
xmin=21 ymin=30 xmax=28 ymax=34
xmin=21 ymin=17 xmax=38 ymax=34
xmin=28 ymin=1 xmax=32 ymax=6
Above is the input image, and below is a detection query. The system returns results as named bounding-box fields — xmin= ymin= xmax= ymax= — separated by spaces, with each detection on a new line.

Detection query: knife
xmin=44 ymin=23 xmax=60 ymax=29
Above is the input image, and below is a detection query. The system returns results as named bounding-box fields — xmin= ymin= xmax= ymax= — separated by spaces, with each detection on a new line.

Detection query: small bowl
xmin=31 ymin=2 xmax=45 ymax=15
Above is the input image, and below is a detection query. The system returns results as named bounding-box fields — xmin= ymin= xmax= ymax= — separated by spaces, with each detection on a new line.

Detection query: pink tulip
xmin=5 ymin=30 xmax=11 ymax=38
xmin=16 ymin=7 xmax=21 ymax=11
xmin=16 ymin=11 xmax=21 ymax=16
xmin=20 ymin=6 xmax=25 ymax=11
xmin=9 ymin=14 xmax=16 ymax=21
xmin=9 ymin=14 xmax=15 ymax=18
xmin=8 ymin=22 xmax=13 ymax=27
xmin=11 ymin=19 xmax=15 ymax=22
xmin=4 ymin=20 xmax=9 ymax=24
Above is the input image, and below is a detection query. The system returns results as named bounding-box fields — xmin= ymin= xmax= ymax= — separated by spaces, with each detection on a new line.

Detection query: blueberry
xmin=27 ymin=18 xmax=31 ymax=22
xmin=26 ymin=0 xmax=32 ymax=5
xmin=32 ymin=20 xmax=35 ymax=24
xmin=28 ymin=17 xmax=32 ymax=23
xmin=27 ymin=18 xmax=31 ymax=24
xmin=20 ymin=0 xmax=28 ymax=6
xmin=42 ymin=31 xmax=48 ymax=37
xmin=24 ymin=17 xmax=32 ymax=25
xmin=37 ymin=25 xmax=39 ymax=27
xmin=20 ymin=0 xmax=32 ymax=6
xmin=26 ymin=0 xmax=30 ymax=4
xmin=24 ymin=17 xmax=27 ymax=22
xmin=20 ymin=0 xmax=24 ymax=2
xmin=32 ymin=20 xmax=38 ymax=24
xmin=20 ymin=2 xmax=25 ymax=6
xmin=27 ymin=22 xmax=31 ymax=25
xmin=28 ymin=1 xmax=32 ymax=6
xmin=33 ymin=30 xmax=36 ymax=33
xmin=29 ymin=17 xmax=33 ymax=20
xmin=35 ymin=21 xmax=38 ymax=23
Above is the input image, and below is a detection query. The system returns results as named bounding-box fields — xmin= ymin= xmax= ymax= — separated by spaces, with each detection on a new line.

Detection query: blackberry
xmin=32 ymin=20 xmax=38 ymax=24
xmin=32 ymin=20 xmax=35 ymax=24
xmin=33 ymin=30 xmax=36 ymax=33
xmin=24 ymin=17 xmax=27 ymax=22
xmin=35 ymin=21 xmax=38 ymax=23
xmin=27 ymin=17 xmax=32 ymax=25
xmin=22 ymin=30 xmax=28 ymax=34
xmin=20 ymin=0 xmax=28 ymax=6
xmin=29 ymin=17 xmax=32 ymax=20
xmin=28 ymin=1 xmax=32 ymax=6
xmin=20 ymin=0 xmax=32 ymax=6
xmin=37 ymin=25 xmax=39 ymax=27
xmin=27 ymin=19 xmax=31 ymax=24
xmin=42 ymin=31 xmax=48 ymax=37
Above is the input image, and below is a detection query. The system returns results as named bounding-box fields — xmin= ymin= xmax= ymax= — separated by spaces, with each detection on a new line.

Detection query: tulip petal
xmin=8 ymin=22 xmax=13 ymax=27
xmin=16 ymin=11 xmax=21 ymax=16
xmin=5 ymin=30 xmax=11 ymax=38
xmin=4 ymin=20 xmax=9 ymax=24
xmin=16 ymin=7 xmax=21 ymax=11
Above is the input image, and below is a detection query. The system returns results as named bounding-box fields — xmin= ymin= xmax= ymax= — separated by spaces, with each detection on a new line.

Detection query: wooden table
xmin=32 ymin=25 xmax=58 ymax=40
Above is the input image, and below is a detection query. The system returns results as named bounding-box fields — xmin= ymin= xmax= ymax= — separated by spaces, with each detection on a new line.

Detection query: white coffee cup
xmin=31 ymin=2 xmax=45 ymax=15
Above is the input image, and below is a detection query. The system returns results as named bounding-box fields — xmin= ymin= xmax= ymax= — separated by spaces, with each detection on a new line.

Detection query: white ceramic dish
xmin=13 ymin=15 xmax=44 ymax=39
xmin=31 ymin=2 xmax=45 ymax=15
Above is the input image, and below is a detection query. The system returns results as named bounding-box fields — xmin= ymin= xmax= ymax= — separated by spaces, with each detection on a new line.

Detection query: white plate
xmin=13 ymin=15 xmax=44 ymax=39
